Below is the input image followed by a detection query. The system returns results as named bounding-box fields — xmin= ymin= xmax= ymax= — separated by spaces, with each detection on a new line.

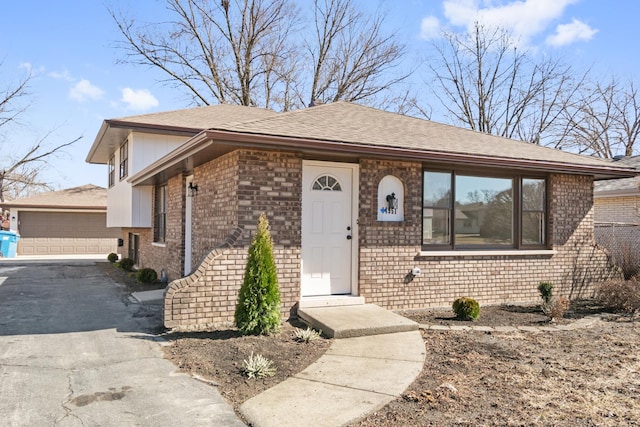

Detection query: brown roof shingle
xmin=0 ymin=184 xmax=107 ymax=210
xmin=218 ymin=101 xmax=622 ymax=169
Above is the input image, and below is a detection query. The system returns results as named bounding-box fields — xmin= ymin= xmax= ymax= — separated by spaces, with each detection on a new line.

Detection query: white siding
xmin=131 ymin=133 xmax=187 ymax=176
xmin=105 ymin=132 xmax=187 ymax=228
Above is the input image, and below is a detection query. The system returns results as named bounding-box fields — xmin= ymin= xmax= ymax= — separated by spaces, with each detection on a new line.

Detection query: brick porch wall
xmin=163 ymin=150 xmax=302 ymax=329
xmin=358 ymin=163 xmax=618 ymax=310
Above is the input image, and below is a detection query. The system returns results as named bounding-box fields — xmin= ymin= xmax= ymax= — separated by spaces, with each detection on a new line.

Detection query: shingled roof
xmin=594 ymin=156 xmax=640 ymax=196
xmin=216 ymin=102 xmax=626 ymax=170
xmin=89 ymin=101 xmax=637 ymax=185
xmin=87 ymin=104 xmax=278 ymax=164
xmin=0 ymin=184 xmax=107 ymax=210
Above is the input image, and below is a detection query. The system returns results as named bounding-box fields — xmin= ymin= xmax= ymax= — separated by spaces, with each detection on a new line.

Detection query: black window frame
xmin=119 ymin=140 xmax=129 ymax=180
xmin=422 ymin=168 xmax=548 ymax=251
xmin=108 ymin=155 xmax=115 ymax=188
xmin=153 ymin=184 xmax=167 ymax=243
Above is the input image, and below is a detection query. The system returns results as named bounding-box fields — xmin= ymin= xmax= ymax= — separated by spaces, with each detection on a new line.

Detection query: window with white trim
xmin=312 ymin=175 xmax=342 ymax=191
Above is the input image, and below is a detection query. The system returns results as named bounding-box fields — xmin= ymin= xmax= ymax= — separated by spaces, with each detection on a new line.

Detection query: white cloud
xmin=120 ymin=88 xmax=159 ymax=111
xmin=546 ymin=18 xmax=598 ymax=46
xmin=19 ymin=62 xmax=45 ymax=76
xmin=69 ymin=79 xmax=104 ymax=102
xmin=420 ymin=16 xmax=442 ymax=40
xmin=49 ymin=70 xmax=74 ymax=82
xmin=438 ymin=0 xmax=586 ymax=46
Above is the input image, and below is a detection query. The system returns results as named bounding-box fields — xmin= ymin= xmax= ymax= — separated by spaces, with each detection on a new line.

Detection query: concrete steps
xmin=297 ymin=304 xmax=419 ymax=338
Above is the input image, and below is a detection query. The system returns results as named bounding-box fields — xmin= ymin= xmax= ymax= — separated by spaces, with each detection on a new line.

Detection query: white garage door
xmin=18 ymin=212 xmax=118 ymax=255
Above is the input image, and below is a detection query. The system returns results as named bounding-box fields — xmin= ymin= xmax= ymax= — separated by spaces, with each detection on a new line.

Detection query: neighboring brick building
xmin=86 ymin=102 xmax=636 ymax=329
xmin=593 ymin=156 xmax=640 ymax=276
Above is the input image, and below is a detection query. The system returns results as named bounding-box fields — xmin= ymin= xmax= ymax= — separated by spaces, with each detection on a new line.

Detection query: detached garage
xmin=0 ymin=184 xmax=120 ymax=256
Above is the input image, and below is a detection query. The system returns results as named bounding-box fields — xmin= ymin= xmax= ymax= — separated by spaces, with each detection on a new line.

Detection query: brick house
xmin=593 ymin=156 xmax=640 ymax=275
xmin=594 ymin=156 xmax=640 ymax=224
xmin=86 ymin=102 xmax=636 ymax=329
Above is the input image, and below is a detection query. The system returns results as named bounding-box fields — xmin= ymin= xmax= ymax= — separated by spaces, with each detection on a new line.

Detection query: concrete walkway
xmin=240 ymin=330 xmax=426 ymax=427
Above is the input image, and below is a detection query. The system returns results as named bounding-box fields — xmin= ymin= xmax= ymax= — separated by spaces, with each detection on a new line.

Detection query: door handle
xmin=346 ymin=235 xmax=352 ymax=240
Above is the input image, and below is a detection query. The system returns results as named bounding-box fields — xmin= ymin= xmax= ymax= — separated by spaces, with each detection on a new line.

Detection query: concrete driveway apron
xmin=0 ymin=260 xmax=244 ymax=427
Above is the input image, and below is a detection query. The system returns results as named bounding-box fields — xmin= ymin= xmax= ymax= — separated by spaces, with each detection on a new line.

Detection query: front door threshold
xmin=299 ymin=295 xmax=365 ymax=309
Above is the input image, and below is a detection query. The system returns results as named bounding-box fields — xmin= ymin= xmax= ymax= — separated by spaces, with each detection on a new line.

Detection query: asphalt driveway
xmin=0 ymin=259 xmax=244 ymax=426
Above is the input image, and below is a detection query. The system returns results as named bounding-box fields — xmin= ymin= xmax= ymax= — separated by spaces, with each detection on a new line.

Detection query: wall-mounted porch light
xmin=188 ymin=182 xmax=199 ymax=197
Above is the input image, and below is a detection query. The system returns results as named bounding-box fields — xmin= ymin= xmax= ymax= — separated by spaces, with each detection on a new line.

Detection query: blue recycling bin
xmin=0 ymin=231 xmax=19 ymax=258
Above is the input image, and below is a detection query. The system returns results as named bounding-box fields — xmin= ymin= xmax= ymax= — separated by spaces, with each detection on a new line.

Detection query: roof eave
xmin=206 ymin=130 xmax=638 ymax=179
xmin=85 ymin=119 xmax=204 ymax=165
xmin=129 ymin=129 xmax=639 ymax=185
xmin=0 ymin=204 xmax=106 ymax=210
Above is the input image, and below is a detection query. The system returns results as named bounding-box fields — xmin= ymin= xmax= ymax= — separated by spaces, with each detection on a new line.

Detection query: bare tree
xmin=307 ymin=0 xmax=409 ymax=106
xmin=111 ymin=0 xmax=412 ymax=111
xmin=426 ymin=23 xmax=585 ymax=146
xmin=0 ymin=70 xmax=81 ymax=202
xmin=111 ymin=0 xmax=299 ymax=109
xmin=560 ymin=77 xmax=640 ymax=158
xmin=112 ymin=0 xmax=301 ymax=109
xmin=0 ymin=66 xmax=30 ymax=131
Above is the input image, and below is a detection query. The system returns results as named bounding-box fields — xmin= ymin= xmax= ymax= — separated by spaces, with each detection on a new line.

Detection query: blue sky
xmin=1 ymin=0 xmax=639 ymax=192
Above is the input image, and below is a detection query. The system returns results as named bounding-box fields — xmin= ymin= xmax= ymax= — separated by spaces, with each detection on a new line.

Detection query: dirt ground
xmin=99 ymin=264 xmax=640 ymax=426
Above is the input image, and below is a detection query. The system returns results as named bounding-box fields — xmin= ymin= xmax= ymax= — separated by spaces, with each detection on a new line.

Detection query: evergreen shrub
xmin=234 ymin=214 xmax=281 ymax=335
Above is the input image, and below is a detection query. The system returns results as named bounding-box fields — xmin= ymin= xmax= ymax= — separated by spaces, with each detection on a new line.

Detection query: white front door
xmin=184 ymin=175 xmax=194 ymax=276
xmin=301 ymin=161 xmax=358 ymax=297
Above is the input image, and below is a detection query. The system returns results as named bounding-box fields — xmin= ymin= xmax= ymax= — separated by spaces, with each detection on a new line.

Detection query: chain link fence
xmin=595 ymin=222 xmax=640 ymax=278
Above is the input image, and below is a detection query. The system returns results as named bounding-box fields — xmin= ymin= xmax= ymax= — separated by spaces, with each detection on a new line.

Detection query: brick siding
xmin=163 ymin=150 xmax=302 ymax=329
xmin=594 ymin=195 xmax=640 ymax=224
xmin=153 ymin=150 xmax=618 ymax=329
xmin=358 ymin=167 xmax=618 ymax=310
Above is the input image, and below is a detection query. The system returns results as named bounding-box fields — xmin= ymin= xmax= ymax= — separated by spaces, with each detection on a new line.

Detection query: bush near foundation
xmin=234 ymin=214 xmax=281 ymax=335
xmin=136 ymin=268 xmax=158 ymax=284
xmin=538 ymin=281 xmax=554 ymax=304
xmin=452 ymin=297 xmax=480 ymax=321
xmin=118 ymin=257 xmax=135 ymax=272
xmin=107 ymin=252 xmax=118 ymax=263
xmin=597 ymin=277 xmax=640 ymax=315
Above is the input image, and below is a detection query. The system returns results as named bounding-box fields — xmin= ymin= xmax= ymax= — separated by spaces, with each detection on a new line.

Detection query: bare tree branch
xmin=426 ymin=23 xmax=586 ymax=147
xmin=561 ymin=77 xmax=640 ymax=158
xmin=111 ymin=0 xmax=413 ymax=112
xmin=307 ymin=0 xmax=409 ymax=106
xmin=0 ymin=65 xmax=31 ymax=131
xmin=0 ymin=133 xmax=82 ymax=202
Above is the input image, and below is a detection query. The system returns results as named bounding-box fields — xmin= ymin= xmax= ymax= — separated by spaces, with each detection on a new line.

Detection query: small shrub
xmin=294 ymin=327 xmax=322 ymax=343
xmin=617 ymin=242 xmax=640 ymax=280
xmin=107 ymin=252 xmax=118 ymax=263
xmin=234 ymin=214 xmax=281 ymax=335
xmin=118 ymin=257 xmax=135 ymax=272
xmin=242 ymin=352 xmax=276 ymax=379
xmin=452 ymin=297 xmax=480 ymax=321
xmin=136 ymin=268 xmax=158 ymax=284
xmin=541 ymin=296 xmax=569 ymax=320
xmin=538 ymin=282 xmax=554 ymax=304
xmin=597 ymin=278 xmax=640 ymax=314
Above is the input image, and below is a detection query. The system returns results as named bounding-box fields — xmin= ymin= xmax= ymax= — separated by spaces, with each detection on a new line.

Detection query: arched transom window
xmin=312 ymin=175 xmax=342 ymax=191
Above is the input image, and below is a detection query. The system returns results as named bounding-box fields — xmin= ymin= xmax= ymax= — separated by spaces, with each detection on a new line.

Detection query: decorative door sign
xmin=377 ymin=175 xmax=404 ymax=221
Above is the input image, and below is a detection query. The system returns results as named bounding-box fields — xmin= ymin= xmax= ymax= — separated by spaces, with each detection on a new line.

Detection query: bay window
xmin=422 ymin=170 xmax=547 ymax=250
